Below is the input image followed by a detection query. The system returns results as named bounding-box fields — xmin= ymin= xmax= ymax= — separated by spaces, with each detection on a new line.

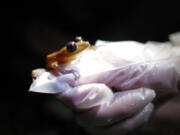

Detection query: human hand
xmin=29 ymin=32 xmax=180 ymax=135
xmin=57 ymin=84 xmax=155 ymax=135
xmin=56 ymin=36 xmax=180 ymax=134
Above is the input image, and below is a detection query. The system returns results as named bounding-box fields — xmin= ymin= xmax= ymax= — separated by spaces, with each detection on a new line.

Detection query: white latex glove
xmin=58 ymin=84 xmax=155 ymax=135
xmin=29 ymin=32 xmax=180 ymax=135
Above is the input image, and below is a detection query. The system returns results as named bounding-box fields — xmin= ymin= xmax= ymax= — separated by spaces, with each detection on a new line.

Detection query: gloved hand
xmin=58 ymin=84 xmax=155 ymax=135
xmin=30 ymin=32 xmax=180 ymax=135
xmin=55 ymin=33 xmax=180 ymax=135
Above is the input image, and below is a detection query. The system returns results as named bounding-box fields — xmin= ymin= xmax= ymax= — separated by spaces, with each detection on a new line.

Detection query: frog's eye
xmin=66 ymin=41 xmax=78 ymax=52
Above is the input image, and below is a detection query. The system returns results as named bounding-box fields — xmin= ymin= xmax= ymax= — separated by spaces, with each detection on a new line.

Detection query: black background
xmin=2 ymin=1 xmax=180 ymax=135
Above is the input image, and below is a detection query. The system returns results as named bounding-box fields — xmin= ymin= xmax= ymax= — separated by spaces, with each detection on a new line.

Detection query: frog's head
xmin=47 ymin=37 xmax=92 ymax=69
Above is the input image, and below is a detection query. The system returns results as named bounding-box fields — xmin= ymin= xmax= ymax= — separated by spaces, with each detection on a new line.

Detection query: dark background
xmin=2 ymin=1 xmax=180 ymax=135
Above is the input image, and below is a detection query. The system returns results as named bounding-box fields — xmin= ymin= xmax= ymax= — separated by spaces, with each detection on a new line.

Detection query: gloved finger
xmin=75 ymin=87 xmax=155 ymax=127
xmin=84 ymin=103 xmax=154 ymax=135
xmin=58 ymin=83 xmax=114 ymax=110
xmin=113 ymin=60 xmax=179 ymax=99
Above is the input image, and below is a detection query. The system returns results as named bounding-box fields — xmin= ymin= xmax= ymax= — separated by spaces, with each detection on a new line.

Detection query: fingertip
xmin=145 ymin=102 xmax=154 ymax=111
xmin=146 ymin=88 xmax=156 ymax=98
xmin=142 ymin=103 xmax=154 ymax=123
xmin=134 ymin=88 xmax=156 ymax=103
xmin=142 ymin=88 xmax=156 ymax=100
